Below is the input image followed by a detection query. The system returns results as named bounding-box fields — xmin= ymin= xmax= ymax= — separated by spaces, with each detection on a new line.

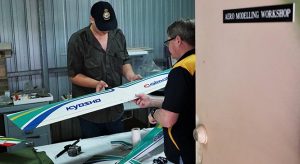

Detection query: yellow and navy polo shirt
xmin=162 ymin=49 xmax=196 ymax=164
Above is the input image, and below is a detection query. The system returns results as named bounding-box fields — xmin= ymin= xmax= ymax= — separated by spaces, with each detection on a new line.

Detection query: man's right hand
xmin=148 ymin=113 xmax=157 ymax=124
xmin=96 ymin=80 xmax=108 ymax=92
xmin=134 ymin=94 xmax=151 ymax=108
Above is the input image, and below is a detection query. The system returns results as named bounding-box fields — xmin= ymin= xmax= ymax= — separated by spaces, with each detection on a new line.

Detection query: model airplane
xmin=0 ymin=136 xmax=24 ymax=147
xmin=7 ymin=69 xmax=170 ymax=131
xmin=84 ymin=125 xmax=164 ymax=164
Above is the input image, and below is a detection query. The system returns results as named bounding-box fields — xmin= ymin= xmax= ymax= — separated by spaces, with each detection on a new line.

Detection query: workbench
xmin=35 ymin=128 xmax=164 ymax=164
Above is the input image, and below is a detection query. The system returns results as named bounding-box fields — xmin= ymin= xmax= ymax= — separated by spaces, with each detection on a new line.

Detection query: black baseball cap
xmin=91 ymin=1 xmax=118 ymax=31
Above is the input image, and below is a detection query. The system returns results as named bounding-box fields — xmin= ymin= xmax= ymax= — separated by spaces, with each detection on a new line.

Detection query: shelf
xmin=127 ymin=47 xmax=152 ymax=56
xmin=0 ymin=43 xmax=12 ymax=58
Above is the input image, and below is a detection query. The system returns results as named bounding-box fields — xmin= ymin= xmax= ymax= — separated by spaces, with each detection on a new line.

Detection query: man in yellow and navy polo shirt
xmin=135 ymin=19 xmax=195 ymax=164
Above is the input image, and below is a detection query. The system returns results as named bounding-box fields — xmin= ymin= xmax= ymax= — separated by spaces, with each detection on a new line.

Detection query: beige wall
xmin=196 ymin=0 xmax=300 ymax=163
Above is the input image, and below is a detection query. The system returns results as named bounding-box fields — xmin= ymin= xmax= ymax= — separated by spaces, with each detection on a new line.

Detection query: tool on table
xmin=55 ymin=139 xmax=80 ymax=158
xmin=67 ymin=144 xmax=82 ymax=157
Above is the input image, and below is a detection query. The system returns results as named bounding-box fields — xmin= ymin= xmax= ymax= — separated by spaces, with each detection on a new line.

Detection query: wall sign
xmin=223 ymin=3 xmax=294 ymax=23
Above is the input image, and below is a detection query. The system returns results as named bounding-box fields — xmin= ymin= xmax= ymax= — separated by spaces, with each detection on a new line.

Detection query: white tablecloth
xmin=35 ymin=128 xmax=164 ymax=164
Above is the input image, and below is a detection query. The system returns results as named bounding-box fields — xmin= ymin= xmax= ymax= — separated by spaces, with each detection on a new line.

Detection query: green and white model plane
xmin=6 ymin=69 xmax=170 ymax=132
xmin=85 ymin=125 xmax=164 ymax=164
xmin=0 ymin=136 xmax=24 ymax=147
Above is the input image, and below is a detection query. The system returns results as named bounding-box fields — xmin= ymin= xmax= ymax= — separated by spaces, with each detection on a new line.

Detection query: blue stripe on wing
xmin=23 ymin=89 xmax=115 ymax=131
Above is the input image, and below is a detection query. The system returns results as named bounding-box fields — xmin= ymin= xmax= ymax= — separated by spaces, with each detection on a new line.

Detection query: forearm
xmin=149 ymin=96 xmax=164 ymax=108
xmin=152 ymin=108 xmax=178 ymax=128
xmin=70 ymin=74 xmax=99 ymax=88
xmin=122 ymin=64 xmax=136 ymax=81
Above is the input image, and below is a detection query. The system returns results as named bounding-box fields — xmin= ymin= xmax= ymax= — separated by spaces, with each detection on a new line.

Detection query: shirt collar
xmin=176 ymin=49 xmax=195 ymax=63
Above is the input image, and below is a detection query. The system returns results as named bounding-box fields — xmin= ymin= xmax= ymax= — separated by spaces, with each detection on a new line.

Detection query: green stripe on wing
xmin=7 ymin=104 xmax=57 ymax=128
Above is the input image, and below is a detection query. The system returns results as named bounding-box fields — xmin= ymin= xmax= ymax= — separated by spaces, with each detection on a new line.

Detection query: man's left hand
xmin=130 ymin=74 xmax=142 ymax=81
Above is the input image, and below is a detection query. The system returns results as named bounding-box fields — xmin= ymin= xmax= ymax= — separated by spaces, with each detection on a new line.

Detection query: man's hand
xmin=122 ymin=64 xmax=142 ymax=81
xmin=148 ymin=113 xmax=157 ymax=124
xmin=95 ymin=80 xmax=108 ymax=92
xmin=134 ymin=94 xmax=151 ymax=108
xmin=129 ymin=74 xmax=142 ymax=81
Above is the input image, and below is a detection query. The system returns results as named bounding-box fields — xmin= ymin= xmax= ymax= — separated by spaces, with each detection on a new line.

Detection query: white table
xmin=35 ymin=128 xmax=164 ymax=164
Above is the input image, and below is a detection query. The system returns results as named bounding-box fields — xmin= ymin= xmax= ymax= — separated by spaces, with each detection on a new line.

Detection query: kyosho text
xmin=66 ymin=98 xmax=101 ymax=110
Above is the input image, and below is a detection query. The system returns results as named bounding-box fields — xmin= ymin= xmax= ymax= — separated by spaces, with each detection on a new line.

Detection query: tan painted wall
xmin=196 ymin=0 xmax=300 ymax=163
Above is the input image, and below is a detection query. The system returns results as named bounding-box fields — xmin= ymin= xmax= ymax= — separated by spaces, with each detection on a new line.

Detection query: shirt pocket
xmin=107 ymin=51 xmax=125 ymax=74
xmin=84 ymin=52 xmax=103 ymax=79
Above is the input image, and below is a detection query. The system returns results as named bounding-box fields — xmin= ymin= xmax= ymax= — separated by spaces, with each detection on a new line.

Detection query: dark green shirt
xmin=67 ymin=25 xmax=130 ymax=123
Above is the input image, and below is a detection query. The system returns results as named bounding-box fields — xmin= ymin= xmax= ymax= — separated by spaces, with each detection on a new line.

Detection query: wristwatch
xmin=150 ymin=108 xmax=158 ymax=118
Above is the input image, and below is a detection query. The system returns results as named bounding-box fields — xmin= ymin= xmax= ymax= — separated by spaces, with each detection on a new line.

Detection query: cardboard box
xmin=0 ymin=43 xmax=12 ymax=58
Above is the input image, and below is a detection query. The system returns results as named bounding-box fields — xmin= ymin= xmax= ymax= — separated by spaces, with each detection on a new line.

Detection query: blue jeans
xmin=78 ymin=117 xmax=124 ymax=138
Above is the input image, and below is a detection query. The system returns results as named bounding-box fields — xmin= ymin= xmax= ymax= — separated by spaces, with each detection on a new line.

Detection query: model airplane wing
xmin=6 ymin=69 xmax=170 ymax=131
xmin=84 ymin=125 xmax=164 ymax=164
xmin=0 ymin=136 xmax=24 ymax=147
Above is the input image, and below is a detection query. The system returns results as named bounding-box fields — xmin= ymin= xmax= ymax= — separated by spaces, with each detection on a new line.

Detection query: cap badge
xmin=103 ymin=9 xmax=111 ymax=20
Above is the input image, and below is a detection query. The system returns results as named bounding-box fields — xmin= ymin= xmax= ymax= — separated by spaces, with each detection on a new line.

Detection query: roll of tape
xmin=131 ymin=127 xmax=141 ymax=147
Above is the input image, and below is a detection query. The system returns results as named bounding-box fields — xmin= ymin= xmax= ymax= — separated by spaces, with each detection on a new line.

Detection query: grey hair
xmin=167 ymin=19 xmax=195 ymax=47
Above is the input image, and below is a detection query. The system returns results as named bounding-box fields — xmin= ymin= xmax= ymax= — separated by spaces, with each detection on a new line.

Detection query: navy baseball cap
xmin=91 ymin=1 xmax=118 ymax=31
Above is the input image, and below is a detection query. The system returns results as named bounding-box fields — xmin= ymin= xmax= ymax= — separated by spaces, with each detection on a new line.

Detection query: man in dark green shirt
xmin=67 ymin=1 xmax=140 ymax=138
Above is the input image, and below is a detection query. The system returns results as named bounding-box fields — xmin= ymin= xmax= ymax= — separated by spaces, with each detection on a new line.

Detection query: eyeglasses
xmin=163 ymin=37 xmax=175 ymax=47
